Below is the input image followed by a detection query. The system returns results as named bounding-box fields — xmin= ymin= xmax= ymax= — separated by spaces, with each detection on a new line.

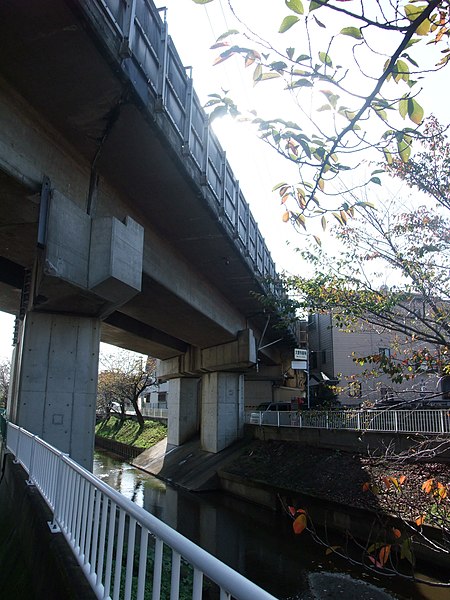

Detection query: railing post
xmin=298 ymin=412 xmax=302 ymax=428
xmin=234 ymin=181 xmax=240 ymax=237
xmin=220 ymin=151 xmax=226 ymax=215
xmin=120 ymin=0 xmax=137 ymax=56
xmin=157 ymin=9 xmax=169 ymax=109
xmin=48 ymin=451 xmax=69 ymax=533
xmin=26 ymin=434 xmax=38 ymax=486
xmin=357 ymin=411 xmax=361 ymax=430
xmin=394 ymin=410 xmax=398 ymax=433
xmin=182 ymin=73 xmax=193 ymax=156
xmin=13 ymin=426 xmax=21 ymax=464
xmin=201 ymin=119 xmax=209 ymax=185
xmin=440 ymin=409 xmax=445 ymax=434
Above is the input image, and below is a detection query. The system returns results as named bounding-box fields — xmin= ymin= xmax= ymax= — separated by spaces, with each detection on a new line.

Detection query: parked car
xmin=250 ymin=402 xmax=294 ymax=425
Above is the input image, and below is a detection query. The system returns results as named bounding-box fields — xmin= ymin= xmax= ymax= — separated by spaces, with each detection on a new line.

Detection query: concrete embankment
xmin=129 ymin=431 xmax=450 ymax=573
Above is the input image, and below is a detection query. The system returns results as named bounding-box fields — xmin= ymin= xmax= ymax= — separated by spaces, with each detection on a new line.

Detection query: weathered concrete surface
xmin=248 ymin=424 xmax=450 ymax=461
xmin=132 ymin=436 xmax=249 ymax=491
xmin=10 ymin=312 xmax=100 ymax=469
xmin=0 ymin=451 xmax=96 ymax=600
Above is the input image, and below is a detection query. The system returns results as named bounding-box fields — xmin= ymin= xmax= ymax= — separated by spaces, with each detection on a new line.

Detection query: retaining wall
xmin=246 ymin=424 xmax=450 ymax=461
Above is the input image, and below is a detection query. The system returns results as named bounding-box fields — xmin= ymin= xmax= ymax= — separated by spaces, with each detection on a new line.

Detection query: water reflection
xmin=93 ymin=451 xmax=447 ymax=600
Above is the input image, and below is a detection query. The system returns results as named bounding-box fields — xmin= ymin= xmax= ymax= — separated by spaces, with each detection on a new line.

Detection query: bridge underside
xmin=0 ymin=0 xmax=300 ymax=467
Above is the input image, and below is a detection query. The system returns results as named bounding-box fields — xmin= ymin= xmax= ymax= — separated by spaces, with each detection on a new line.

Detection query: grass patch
xmin=95 ymin=415 xmax=167 ymax=449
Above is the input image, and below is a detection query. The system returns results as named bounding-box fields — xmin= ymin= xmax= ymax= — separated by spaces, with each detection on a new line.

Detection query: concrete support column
xmin=9 ymin=312 xmax=100 ymax=470
xmin=201 ymin=372 xmax=244 ymax=453
xmin=167 ymin=378 xmax=199 ymax=446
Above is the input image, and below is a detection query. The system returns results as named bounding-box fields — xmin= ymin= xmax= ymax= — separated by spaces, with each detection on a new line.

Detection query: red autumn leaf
xmin=421 ymin=479 xmax=434 ymax=494
xmin=415 ymin=515 xmax=425 ymax=526
xmin=293 ymin=513 xmax=307 ymax=535
xmin=382 ymin=476 xmax=391 ymax=490
xmin=437 ymin=482 xmax=447 ymax=499
xmin=392 ymin=528 xmax=401 ymax=539
xmin=379 ymin=545 xmax=391 ymax=566
xmin=362 ymin=482 xmax=370 ymax=492
xmin=288 ymin=506 xmax=296 ymax=517
xmin=398 ymin=475 xmax=406 ymax=485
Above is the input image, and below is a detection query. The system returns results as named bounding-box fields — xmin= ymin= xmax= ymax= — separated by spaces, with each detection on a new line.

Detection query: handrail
xmin=5 ymin=421 xmax=278 ymax=600
xmin=246 ymin=408 xmax=450 ymax=434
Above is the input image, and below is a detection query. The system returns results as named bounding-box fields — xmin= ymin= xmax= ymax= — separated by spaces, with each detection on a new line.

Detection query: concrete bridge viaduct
xmin=0 ymin=0 xmax=299 ymax=469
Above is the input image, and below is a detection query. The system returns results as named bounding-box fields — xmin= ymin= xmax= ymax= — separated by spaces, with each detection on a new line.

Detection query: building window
xmin=310 ymin=352 xmax=318 ymax=369
xmin=321 ymin=350 xmax=327 ymax=364
xmin=379 ymin=347 xmax=391 ymax=358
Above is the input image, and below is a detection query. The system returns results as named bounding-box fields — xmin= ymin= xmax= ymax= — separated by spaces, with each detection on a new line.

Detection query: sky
xmin=1 ymin=0 xmax=448 ymax=361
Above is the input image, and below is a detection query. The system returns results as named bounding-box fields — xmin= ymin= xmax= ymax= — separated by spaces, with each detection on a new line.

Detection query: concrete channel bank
xmin=130 ymin=425 xmax=450 ymax=573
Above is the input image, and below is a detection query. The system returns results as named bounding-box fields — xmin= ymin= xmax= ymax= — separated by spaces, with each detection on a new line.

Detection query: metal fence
xmin=93 ymin=0 xmax=278 ymax=290
xmin=246 ymin=409 xmax=450 ymax=435
xmin=5 ymin=422 xmax=277 ymax=600
xmin=138 ymin=407 xmax=168 ymax=420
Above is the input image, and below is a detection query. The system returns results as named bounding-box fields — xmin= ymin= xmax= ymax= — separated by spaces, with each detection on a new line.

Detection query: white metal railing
xmin=5 ymin=422 xmax=277 ymax=600
xmin=125 ymin=407 xmax=168 ymax=420
xmin=246 ymin=409 xmax=450 ymax=434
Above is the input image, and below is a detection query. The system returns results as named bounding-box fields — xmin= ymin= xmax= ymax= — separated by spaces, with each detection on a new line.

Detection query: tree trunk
xmin=130 ymin=397 xmax=145 ymax=430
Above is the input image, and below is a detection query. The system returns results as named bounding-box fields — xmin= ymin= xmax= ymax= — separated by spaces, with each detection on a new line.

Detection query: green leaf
xmin=399 ymin=96 xmax=408 ymax=119
xmin=340 ymin=27 xmax=362 ymax=39
xmin=295 ymin=54 xmax=311 ymax=62
xmin=216 ymin=29 xmax=239 ymax=42
xmin=404 ymin=4 xmax=430 ymax=35
xmin=370 ymin=176 xmax=382 ymax=185
xmin=259 ymin=73 xmax=281 ymax=81
xmin=396 ymin=59 xmax=410 ymax=82
xmin=405 ymin=38 xmax=420 ymax=50
xmin=400 ymin=539 xmax=413 ymax=564
xmin=404 ymin=4 xmax=424 ymax=21
xmin=286 ymin=47 xmax=295 ymax=60
xmin=319 ymin=52 xmax=332 ymax=67
xmin=286 ymin=0 xmax=304 ymax=15
xmin=209 ymin=105 xmax=228 ymax=121
xmin=407 ymin=98 xmax=424 ymax=125
xmin=397 ymin=137 xmax=412 ymax=162
xmin=253 ymin=64 xmax=262 ymax=83
xmin=317 ymin=104 xmax=331 ymax=112
xmin=321 ymin=215 xmax=326 ymax=231
xmin=401 ymin=52 xmax=419 ymax=68
xmin=383 ymin=148 xmax=393 ymax=164
xmin=192 ymin=0 xmax=214 ymax=3
xmin=279 ymin=15 xmax=300 ymax=33
xmin=289 ymin=79 xmax=314 ymax=88
xmin=313 ymin=15 xmax=326 ymax=28
xmin=309 ymin=0 xmax=325 ymax=10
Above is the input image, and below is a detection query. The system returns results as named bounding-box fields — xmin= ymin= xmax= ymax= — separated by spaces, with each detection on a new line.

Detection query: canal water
xmin=93 ymin=451 xmax=447 ymax=600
